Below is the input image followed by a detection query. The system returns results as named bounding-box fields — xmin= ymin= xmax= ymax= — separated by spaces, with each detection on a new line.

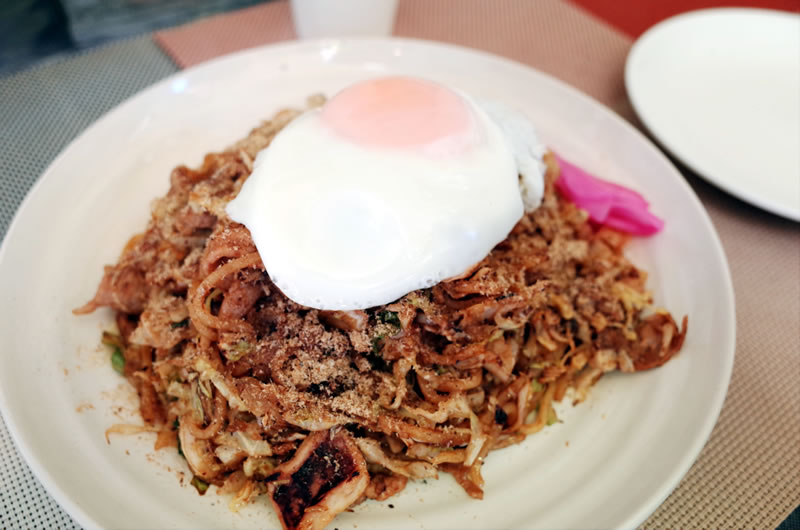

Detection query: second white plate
xmin=626 ymin=8 xmax=800 ymax=221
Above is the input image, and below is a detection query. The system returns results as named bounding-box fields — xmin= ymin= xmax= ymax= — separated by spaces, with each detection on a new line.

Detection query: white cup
xmin=290 ymin=0 xmax=399 ymax=39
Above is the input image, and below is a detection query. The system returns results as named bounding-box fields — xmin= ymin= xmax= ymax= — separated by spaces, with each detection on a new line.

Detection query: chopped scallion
xmin=378 ymin=310 xmax=401 ymax=327
xmin=190 ymin=475 xmax=209 ymax=495
xmin=111 ymin=348 xmax=125 ymax=375
xmin=371 ymin=334 xmax=386 ymax=356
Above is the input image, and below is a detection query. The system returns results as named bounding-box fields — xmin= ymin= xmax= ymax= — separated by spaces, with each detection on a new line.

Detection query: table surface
xmin=1 ymin=1 xmax=798 ymax=528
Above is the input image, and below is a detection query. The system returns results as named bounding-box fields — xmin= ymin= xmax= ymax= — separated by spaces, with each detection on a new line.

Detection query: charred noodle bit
xmin=269 ymin=430 xmax=368 ymax=530
xmin=75 ymin=102 xmax=688 ymax=530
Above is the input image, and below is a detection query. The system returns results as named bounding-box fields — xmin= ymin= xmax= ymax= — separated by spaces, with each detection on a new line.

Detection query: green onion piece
xmin=111 ymin=348 xmax=125 ymax=375
xmin=190 ymin=476 xmax=209 ymax=495
xmin=530 ymin=380 xmax=544 ymax=393
xmin=371 ymin=334 xmax=386 ymax=356
xmin=378 ymin=310 xmax=401 ymax=327
xmin=171 ymin=318 xmax=189 ymax=329
xmin=172 ymin=418 xmax=179 ymax=430
xmin=435 ymin=366 xmax=447 ymax=375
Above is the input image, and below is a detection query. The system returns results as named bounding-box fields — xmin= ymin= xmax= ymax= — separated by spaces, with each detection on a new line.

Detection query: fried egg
xmin=226 ymin=77 xmax=546 ymax=310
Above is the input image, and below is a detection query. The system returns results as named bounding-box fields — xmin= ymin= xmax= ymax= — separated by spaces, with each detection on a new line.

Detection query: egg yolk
xmin=320 ymin=77 xmax=477 ymax=151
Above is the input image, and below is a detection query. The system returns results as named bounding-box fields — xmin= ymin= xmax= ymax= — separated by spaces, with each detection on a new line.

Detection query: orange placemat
xmin=155 ymin=0 xmax=634 ymax=116
xmin=154 ymin=1 xmax=800 ymax=528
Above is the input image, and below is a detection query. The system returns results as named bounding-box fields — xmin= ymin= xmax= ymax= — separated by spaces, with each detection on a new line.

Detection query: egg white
xmin=227 ymin=94 xmax=545 ymax=310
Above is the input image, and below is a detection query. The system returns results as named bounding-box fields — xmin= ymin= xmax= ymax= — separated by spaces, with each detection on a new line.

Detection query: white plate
xmin=625 ymin=8 xmax=800 ymax=221
xmin=0 ymin=38 xmax=735 ymax=529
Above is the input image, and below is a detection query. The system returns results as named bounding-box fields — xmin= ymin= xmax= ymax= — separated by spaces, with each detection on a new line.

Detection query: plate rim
xmin=624 ymin=7 xmax=800 ymax=222
xmin=0 ymin=36 xmax=736 ymax=530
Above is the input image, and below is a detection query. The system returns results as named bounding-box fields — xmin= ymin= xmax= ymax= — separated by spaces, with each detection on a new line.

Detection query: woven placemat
xmin=0 ymin=35 xmax=178 ymax=528
xmin=157 ymin=2 xmax=800 ymax=528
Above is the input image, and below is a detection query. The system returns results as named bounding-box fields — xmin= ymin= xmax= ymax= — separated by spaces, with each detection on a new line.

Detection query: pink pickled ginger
xmin=554 ymin=154 xmax=664 ymax=236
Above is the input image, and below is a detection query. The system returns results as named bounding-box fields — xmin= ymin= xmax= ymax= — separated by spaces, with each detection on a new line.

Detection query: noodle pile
xmin=75 ymin=99 xmax=686 ymax=530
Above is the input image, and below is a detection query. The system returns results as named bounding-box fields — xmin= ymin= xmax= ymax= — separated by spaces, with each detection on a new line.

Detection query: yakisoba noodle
xmin=76 ymin=97 xmax=687 ymax=530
